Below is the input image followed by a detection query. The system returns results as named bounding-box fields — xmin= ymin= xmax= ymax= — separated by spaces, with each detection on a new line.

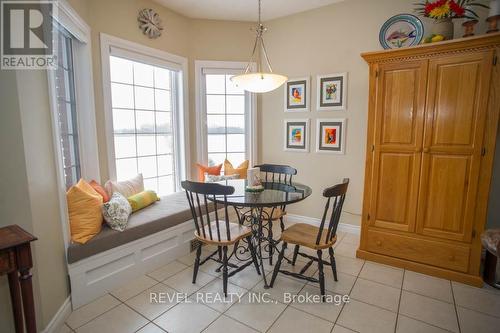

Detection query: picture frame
xmin=284 ymin=119 xmax=309 ymax=152
xmin=316 ymin=72 xmax=347 ymax=111
xmin=284 ymin=77 xmax=310 ymax=112
xmin=316 ymin=118 xmax=346 ymax=154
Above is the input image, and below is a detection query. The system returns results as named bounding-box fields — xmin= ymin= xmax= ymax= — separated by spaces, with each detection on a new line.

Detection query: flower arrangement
xmin=415 ymin=0 xmax=488 ymax=20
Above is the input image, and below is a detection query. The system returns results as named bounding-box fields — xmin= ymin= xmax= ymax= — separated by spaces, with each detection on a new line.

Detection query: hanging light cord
xmin=244 ymin=0 xmax=274 ymax=74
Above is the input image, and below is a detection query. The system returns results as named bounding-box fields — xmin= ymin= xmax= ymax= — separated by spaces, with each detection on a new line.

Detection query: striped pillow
xmin=127 ymin=190 xmax=160 ymax=212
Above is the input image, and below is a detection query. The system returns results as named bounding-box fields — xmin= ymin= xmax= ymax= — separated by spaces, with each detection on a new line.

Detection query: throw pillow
xmin=102 ymin=192 xmax=132 ymax=231
xmin=67 ymin=179 xmax=103 ymax=244
xmin=89 ymin=180 xmax=110 ymax=203
xmin=128 ymin=190 xmax=160 ymax=212
xmin=224 ymin=159 xmax=249 ymax=179
xmin=105 ymin=174 xmax=144 ymax=198
xmin=196 ymin=163 xmax=222 ymax=182
xmin=205 ymin=174 xmax=240 ymax=183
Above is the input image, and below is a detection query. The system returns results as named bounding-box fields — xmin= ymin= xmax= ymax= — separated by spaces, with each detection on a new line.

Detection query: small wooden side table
xmin=0 ymin=225 xmax=37 ymax=333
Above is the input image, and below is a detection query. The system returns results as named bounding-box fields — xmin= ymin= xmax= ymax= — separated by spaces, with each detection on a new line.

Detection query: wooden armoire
xmin=357 ymin=34 xmax=500 ymax=286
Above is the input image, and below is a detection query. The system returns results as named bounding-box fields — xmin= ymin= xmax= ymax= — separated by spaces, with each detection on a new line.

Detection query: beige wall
xmin=259 ymin=0 xmax=490 ymax=224
xmin=0 ymin=67 xmax=69 ymax=332
xmin=0 ymin=71 xmax=34 ymax=333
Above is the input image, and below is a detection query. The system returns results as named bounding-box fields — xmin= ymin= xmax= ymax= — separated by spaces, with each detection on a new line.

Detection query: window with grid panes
xmin=54 ymin=24 xmax=81 ymax=189
xmin=109 ymin=56 xmax=176 ymax=195
xmin=205 ymin=74 xmax=246 ymax=167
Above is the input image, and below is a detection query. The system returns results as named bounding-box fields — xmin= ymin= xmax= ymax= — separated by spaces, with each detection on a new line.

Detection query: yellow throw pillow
xmin=67 ymin=179 xmax=103 ymax=244
xmin=128 ymin=190 xmax=160 ymax=212
xmin=224 ymin=159 xmax=249 ymax=179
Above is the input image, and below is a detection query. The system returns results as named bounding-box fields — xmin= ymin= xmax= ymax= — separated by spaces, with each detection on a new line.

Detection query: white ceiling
xmin=154 ymin=0 xmax=346 ymax=21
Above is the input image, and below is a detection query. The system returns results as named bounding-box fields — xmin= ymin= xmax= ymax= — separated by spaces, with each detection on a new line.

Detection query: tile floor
xmin=60 ymin=225 xmax=500 ymax=333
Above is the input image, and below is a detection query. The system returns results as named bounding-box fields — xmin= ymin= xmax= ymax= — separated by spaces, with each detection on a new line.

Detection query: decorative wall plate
xmin=138 ymin=8 xmax=163 ymax=39
xmin=379 ymin=14 xmax=424 ymax=49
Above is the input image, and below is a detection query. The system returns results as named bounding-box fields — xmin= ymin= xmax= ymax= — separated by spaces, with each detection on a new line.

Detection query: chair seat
xmin=240 ymin=207 xmax=286 ymax=220
xmin=195 ymin=222 xmax=252 ymax=245
xmin=281 ymin=223 xmax=337 ymax=250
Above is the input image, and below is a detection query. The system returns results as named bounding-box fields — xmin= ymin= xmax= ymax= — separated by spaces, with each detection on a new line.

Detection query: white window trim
xmin=100 ymin=33 xmax=190 ymax=190
xmin=47 ymin=0 xmax=100 ymax=250
xmin=195 ymin=60 xmax=257 ymax=167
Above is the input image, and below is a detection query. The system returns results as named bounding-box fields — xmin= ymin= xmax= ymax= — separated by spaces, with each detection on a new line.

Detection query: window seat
xmin=67 ymin=191 xmax=194 ymax=264
xmin=67 ymin=191 xmax=211 ymax=308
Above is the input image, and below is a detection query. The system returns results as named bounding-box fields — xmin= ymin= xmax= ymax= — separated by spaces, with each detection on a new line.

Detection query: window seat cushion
xmin=67 ymin=191 xmax=202 ymax=264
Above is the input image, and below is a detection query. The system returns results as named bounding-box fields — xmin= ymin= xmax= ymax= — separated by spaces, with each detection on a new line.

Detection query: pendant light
xmin=230 ymin=0 xmax=287 ymax=93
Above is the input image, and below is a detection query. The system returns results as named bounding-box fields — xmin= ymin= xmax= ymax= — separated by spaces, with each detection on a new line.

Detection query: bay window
xmin=101 ymin=34 xmax=188 ymax=196
xmin=195 ymin=61 xmax=256 ymax=169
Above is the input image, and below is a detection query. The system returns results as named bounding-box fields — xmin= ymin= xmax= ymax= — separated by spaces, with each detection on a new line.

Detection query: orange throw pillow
xmin=89 ymin=180 xmax=110 ymax=203
xmin=224 ymin=159 xmax=249 ymax=179
xmin=67 ymin=179 xmax=103 ymax=244
xmin=196 ymin=163 xmax=222 ymax=182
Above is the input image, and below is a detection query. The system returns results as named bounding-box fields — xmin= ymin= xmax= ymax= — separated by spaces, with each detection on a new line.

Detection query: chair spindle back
xmin=255 ymin=164 xmax=297 ymax=185
xmin=315 ymin=178 xmax=349 ymax=246
xmin=182 ymin=180 xmax=235 ymax=242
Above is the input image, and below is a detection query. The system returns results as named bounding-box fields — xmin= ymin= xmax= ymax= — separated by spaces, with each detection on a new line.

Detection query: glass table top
xmin=212 ymin=179 xmax=312 ymax=207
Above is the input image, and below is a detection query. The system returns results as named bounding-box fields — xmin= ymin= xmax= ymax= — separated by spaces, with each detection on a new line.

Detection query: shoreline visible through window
xmin=109 ymin=55 xmax=177 ymax=195
xmin=205 ymin=74 xmax=246 ymax=167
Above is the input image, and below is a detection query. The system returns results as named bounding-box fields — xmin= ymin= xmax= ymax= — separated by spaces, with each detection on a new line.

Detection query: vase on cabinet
xmin=432 ymin=18 xmax=454 ymax=40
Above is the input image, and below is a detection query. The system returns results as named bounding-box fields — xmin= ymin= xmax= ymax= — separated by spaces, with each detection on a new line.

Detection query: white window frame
xmin=47 ymin=0 xmax=100 ymax=251
xmin=195 ymin=60 xmax=257 ymax=167
xmin=100 ymin=33 xmax=189 ymax=191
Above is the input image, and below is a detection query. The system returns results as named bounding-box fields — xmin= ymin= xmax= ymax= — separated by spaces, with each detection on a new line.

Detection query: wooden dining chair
xmin=255 ymin=163 xmax=297 ymax=228
xmin=182 ymin=180 xmax=261 ymax=296
xmin=270 ymin=179 xmax=349 ymax=300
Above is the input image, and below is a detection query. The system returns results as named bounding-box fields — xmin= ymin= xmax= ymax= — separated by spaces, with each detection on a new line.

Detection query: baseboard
xmin=41 ymin=296 xmax=72 ymax=333
xmin=286 ymin=213 xmax=361 ymax=235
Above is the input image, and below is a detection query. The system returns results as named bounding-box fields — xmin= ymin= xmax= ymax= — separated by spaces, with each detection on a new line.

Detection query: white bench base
xmin=68 ymin=220 xmax=196 ymax=309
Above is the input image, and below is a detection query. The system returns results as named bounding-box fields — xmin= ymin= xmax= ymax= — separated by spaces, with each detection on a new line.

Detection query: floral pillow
xmin=102 ymin=192 xmax=132 ymax=232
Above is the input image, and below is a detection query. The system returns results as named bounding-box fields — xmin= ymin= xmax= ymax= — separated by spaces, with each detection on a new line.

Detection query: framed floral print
xmin=316 ymin=72 xmax=347 ymax=111
xmin=284 ymin=77 xmax=309 ymax=112
xmin=316 ymin=118 xmax=346 ymax=154
xmin=284 ymin=119 xmax=309 ymax=152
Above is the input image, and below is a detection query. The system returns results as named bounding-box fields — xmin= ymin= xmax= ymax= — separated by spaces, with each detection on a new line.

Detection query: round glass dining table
xmin=211 ymin=179 xmax=312 ymax=288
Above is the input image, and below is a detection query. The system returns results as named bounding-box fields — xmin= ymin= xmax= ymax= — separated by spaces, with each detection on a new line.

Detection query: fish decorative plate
xmin=379 ymin=14 xmax=424 ymax=49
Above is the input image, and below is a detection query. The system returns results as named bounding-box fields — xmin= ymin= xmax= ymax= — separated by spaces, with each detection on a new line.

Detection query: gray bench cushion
xmin=67 ymin=191 xmax=195 ymax=264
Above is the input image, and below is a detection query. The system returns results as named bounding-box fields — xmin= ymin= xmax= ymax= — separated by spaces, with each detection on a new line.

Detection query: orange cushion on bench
xmin=67 ymin=179 xmax=103 ymax=244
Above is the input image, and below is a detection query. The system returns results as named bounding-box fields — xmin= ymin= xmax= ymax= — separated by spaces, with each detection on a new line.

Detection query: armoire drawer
xmin=365 ymin=229 xmax=470 ymax=272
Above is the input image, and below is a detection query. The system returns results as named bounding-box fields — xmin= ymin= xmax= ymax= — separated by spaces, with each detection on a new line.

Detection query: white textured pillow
xmin=105 ymin=174 xmax=144 ymax=198
xmin=102 ymin=192 xmax=132 ymax=232
xmin=205 ymin=174 xmax=239 ymax=183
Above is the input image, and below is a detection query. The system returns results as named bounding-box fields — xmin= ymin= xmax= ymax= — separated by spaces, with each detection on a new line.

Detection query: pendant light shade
xmin=230 ymin=73 xmax=288 ymax=93
xmin=230 ymin=0 xmax=287 ymax=93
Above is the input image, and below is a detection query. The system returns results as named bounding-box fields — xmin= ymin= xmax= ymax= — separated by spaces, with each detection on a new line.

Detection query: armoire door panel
xmin=417 ymin=51 xmax=492 ymax=243
xmin=369 ymin=60 xmax=427 ymax=233
xmin=370 ymin=152 xmax=420 ymax=232
xmin=419 ymin=154 xmax=470 ymax=240
xmin=380 ymin=68 xmax=419 ymax=145
xmin=431 ymin=61 xmax=480 ymax=147
xmin=375 ymin=61 xmax=427 ymax=149
xmin=424 ymin=52 xmax=492 ymax=152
